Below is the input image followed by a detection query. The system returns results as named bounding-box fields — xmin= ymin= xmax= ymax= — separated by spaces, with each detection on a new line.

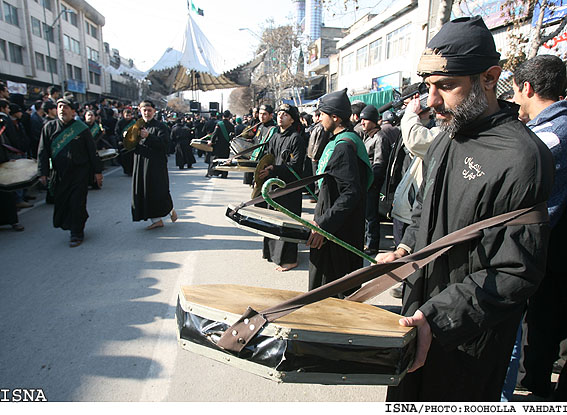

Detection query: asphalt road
xmin=0 ymin=154 xmax=400 ymax=402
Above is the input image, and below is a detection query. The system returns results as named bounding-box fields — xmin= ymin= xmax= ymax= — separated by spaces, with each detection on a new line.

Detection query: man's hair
xmin=0 ymin=99 xmax=9 ymax=110
xmin=48 ymin=85 xmax=61 ymax=95
xmin=0 ymin=83 xmax=7 ymax=93
xmin=350 ymin=101 xmax=366 ymax=117
xmin=514 ymin=55 xmax=566 ymax=101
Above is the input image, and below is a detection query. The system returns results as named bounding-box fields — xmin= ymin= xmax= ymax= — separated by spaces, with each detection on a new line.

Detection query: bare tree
xmin=251 ymin=20 xmax=305 ymax=104
xmin=167 ymin=97 xmax=190 ymax=113
xmin=228 ymin=87 xmax=255 ymax=116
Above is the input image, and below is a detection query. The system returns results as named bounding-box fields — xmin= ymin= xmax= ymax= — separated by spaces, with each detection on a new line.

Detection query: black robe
xmin=0 ymin=141 xmax=18 ymax=226
xmin=208 ymin=120 xmax=234 ymax=177
xmin=308 ymin=133 xmax=368 ymax=296
xmin=171 ymin=124 xmax=196 ymax=168
xmin=244 ymin=120 xmax=276 ymax=185
xmin=262 ymin=125 xmax=306 ymax=265
xmin=115 ymin=117 xmax=135 ymax=175
xmin=38 ymin=119 xmax=102 ymax=236
xmin=131 ymin=119 xmax=173 ymax=221
xmin=387 ymin=104 xmax=554 ymax=401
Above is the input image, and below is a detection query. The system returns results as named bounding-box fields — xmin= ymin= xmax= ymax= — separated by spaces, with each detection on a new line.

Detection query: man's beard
xmin=434 ymin=76 xmax=488 ymax=136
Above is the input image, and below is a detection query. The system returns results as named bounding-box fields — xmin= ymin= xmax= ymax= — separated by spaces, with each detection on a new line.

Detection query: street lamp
xmin=42 ymin=6 xmax=72 ymax=86
xmin=239 ymin=28 xmax=262 ymax=40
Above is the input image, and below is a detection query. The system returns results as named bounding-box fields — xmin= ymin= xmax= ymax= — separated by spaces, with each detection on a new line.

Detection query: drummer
xmin=244 ymin=104 xmax=277 ymax=185
xmin=257 ymin=104 xmax=306 ymax=272
xmin=115 ymin=108 xmax=136 ymax=176
xmin=84 ymin=110 xmax=107 ymax=150
xmin=206 ymin=110 xmax=234 ymax=179
xmin=37 ymin=97 xmax=103 ymax=247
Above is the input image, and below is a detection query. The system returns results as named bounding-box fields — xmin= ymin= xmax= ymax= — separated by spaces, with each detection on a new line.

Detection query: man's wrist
xmin=396 ymin=244 xmax=412 ymax=256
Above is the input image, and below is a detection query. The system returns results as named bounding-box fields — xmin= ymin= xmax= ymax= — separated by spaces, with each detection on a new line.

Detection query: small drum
xmin=231 ymin=137 xmax=254 ymax=155
xmin=0 ymin=159 xmax=39 ymax=191
xmin=226 ymin=203 xmax=310 ymax=243
xmin=191 ymin=139 xmax=213 ymax=152
xmin=176 ymin=284 xmax=416 ymax=385
xmin=96 ymin=148 xmax=118 ymax=161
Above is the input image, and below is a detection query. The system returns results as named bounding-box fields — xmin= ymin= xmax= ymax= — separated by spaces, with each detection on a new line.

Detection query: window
xmin=0 ymin=39 xmax=6 ymax=61
xmin=31 ymin=16 xmax=42 ymax=37
xmin=35 ymin=52 xmax=45 ymax=71
xmin=330 ymin=73 xmax=338 ymax=92
xmin=369 ymin=38 xmax=382 ymax=64
xmin=67 ymin=63 xmax=73 ymax=78
xmin=46 ymin=56 xmax=57 ymax=74
xmin=43 ymin=23 xmax=54 ymax=42
xmin=386 ymin=23 xmax=411 ymax=60
xmin=8 ymin=42 xmax=23 ymax=64
xmin=64 ymin=35 xmax=80 ymax=54
xmin=341 ymin=52 xmax=354 ymax=76
xmin=86 ymin=21 xmax=98 ymax=39
xmin=87 ymin=47 xmax=99 ymax=62
xmin=62 ymin=5 xmax=77 ymax=26
xmin=356 ymin=46 xmax=368 ymax=71
xmin=3 ymin=2 xmax=19 ymax=26
xmin=34 ymin=0 xmax=52 ymax=11
xmin=74 ymin=66 xmax=82 ymax=81
xmin=89 ymin=71 xmax=100 ymax=85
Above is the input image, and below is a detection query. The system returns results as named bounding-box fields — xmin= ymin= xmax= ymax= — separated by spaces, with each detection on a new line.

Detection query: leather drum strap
xmin=217 ymin=202 xmax=549 ymax=353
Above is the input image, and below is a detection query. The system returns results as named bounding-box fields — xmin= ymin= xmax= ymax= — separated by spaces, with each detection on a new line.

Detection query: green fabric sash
xmin=122 ymin=120 xmax=135 ymax=135
xmin=90 ymin=123 xmax=102 ymax=138
xmin=217 ymin=121 xmax=230 ymax=143
xmin=251 ymin=126 xmax=277 ymax=161
xmin=51 ymin=120 xmax=89 ymax=159
xmin=316 ymin=131 xmax=374 ymax=190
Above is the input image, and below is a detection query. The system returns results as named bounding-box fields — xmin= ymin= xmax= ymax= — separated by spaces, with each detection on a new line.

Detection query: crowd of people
xmin=1 ymin=14 xmax=566 ymax=403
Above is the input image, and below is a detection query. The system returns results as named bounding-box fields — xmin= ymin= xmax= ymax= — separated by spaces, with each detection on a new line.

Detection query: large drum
xmin=226 ymin=203 xmax=311 ymax=243
xmin=213 ymin=159 xmax=257 ymax=173
xmin=176 ymin=284 xmax=416 ymax=385
xmin=231 ymin=137 xmax=254 ymax=156
xmin=96 ymin=148 xmax=118 ymax=161
xmin=0 ymin=159 xmax=39 ymax=191
xmin=191 ymin=139 xmax=213 ymax=152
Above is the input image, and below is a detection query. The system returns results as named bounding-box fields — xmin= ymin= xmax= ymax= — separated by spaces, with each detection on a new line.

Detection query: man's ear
xmin=523 ymin=81 xmax=535 ymax=97
xmin=482 ymin=66 xmax=502 ymax=91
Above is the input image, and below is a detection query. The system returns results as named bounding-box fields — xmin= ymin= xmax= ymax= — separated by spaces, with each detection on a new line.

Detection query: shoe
xmin=24 ymin=195 xmax=36 ymax=201
xmin=11 ymin=223 xmax=24 ymax=232
xmin=390 ymin=284 xmax=403 ymax=299
xmin=16 ymin=201 xmax=33 ymax=209
xmin=69 ymin=238 xmax=83 ymax=247
xmin=364 ymin=247 xmax=378 ymax=256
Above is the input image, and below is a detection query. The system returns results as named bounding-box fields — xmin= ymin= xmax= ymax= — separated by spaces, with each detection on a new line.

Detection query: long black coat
xmin=171 ymin=124 xmax=196 ymax=168
xmin=309 ymin=133 xmax=368 ymax=292
xmin=131 ymin=119 xmax=173 ymax=221
xmin=262 ymin=125 xmax=306 ymax=265
xmin=388 ymin=104 xmax=554 ymax=401
xmin=211 ymin=119 xmax=234 ymax=159
xmin=38 ymin=119 xmax=102 ymax=234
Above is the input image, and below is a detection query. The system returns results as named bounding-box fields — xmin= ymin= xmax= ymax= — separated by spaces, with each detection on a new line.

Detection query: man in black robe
xmin=38 ymin=98 xmax=103 ymax=247
xmin=131 ymin=100 xmax=177 ymax=230
xmin=171 ymin=120 xmax=196 ymax=169
xmin=257 ymin=104 xmax=306 ymax=272
xmin=206 ymin=110 xmax=234 ymax=178
xmin=378 ymin=16 xmax=554 ymax=401
xmin=115 ymin=108 xmax=136 ymax=176
xmin=307 ymin=89 xmax=373 ymax=296
xmin=244 ymin=104 xmax=277 ymax=185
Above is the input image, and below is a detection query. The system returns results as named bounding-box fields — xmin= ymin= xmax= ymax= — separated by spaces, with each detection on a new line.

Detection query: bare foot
xmin=146 ymin=220 xmax=164 ymax=230
xmin=276 ymin=263 xmax=298 ymax=272
xmin=170 ymin=209 xmax=178 ymax=222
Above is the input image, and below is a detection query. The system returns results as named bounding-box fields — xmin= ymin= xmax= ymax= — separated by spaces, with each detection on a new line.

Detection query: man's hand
xmin=376 ymin=247 xmax=408 ymax=263
xmin=140 ymin=128 xmax=149 ymax=139
xmin=406 ymin=95 xmax=421 ymax=114
xmin=39 ymin=176 xmax=47 ymax=186
xmin=306 ymin=220 xmax=325 ymax=249
xmin=95 ymin=173 xmax=103 ymax=188
xmin=257 ymin=165 xmax=273 ymax=180
xmin=399 ymin=310 xmax=432 ymax=372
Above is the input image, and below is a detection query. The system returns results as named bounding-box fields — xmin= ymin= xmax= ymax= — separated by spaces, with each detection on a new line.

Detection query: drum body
xmin=213 ymin=159 xmax=257 ymax=173
xmin=191 ymin=139 xmax=213 ymax=152
xmin=0 ymin=159 xmax=39 ymax=191
xmin=231 ymin=137 xmax=254 ymax=156
xmin=226 ymin=204 xmax=310 ymax=243
xmin=176 ymin=284 xmax=416 ymax=385
xmin=97 ymin=149 xmax=118 ymax=161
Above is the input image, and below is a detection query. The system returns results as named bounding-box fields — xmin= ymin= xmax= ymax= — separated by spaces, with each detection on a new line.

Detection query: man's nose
xmin=427 ymin=86 xmax=443 ymax=109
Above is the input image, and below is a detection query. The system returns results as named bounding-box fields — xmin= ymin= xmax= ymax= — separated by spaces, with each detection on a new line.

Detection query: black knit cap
xmin=360 ymin=104 xmax=378 ymax=124
xmin=417 ymin=16 xmax=500 ymax=77
xmin=259 ymin=104 xmax=274 ymax=114
xmin=277 ymin=103 xmax=300 ymax=123
xmin=318 ymin=88 xmax=351 ymax=121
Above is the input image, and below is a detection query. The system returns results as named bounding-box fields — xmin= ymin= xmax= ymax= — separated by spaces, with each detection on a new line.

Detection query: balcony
xmin=307 ymin=57 xmax=329 ymax=72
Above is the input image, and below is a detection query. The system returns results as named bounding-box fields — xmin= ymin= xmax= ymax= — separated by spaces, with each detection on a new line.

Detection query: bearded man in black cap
xmin=38 ymin=98 xmax=103 ymax=247
xmin=257 ymin=104 xmax=306 ymax=272
xmin=377 ymin=16 xmax=553 ymax=401
xmin=307 ymin=89 xmax=373 ymax=296
xmin=206 ymin=110 xmax=234 ymax=178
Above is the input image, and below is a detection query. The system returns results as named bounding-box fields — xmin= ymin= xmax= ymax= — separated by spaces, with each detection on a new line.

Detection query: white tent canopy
xmin=147 ymin=14 xmax=261 ymax=94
